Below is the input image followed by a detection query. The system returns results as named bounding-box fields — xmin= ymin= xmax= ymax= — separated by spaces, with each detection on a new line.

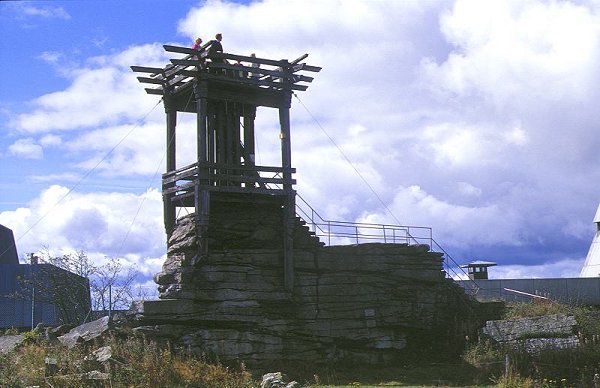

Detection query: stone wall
xmin=131 ymin=213 xmax=478 ymax=366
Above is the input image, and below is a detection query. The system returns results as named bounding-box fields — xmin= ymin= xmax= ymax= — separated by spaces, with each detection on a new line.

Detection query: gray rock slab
xmin=58 ymin=316 xmax=111 ymax=349
xmin=482 ymin=313 xmax=577 ymax=343
xmin=0 ymin=334 xmax=25 ymax=354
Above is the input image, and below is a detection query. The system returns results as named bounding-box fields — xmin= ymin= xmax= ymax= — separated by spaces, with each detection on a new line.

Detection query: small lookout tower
xmin=132 ymin=42 xmax=320 ymax=290
xmin=460 ymin=260 xmax=497 ymax=280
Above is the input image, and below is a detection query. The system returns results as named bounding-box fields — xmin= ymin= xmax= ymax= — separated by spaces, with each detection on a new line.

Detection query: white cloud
xmin=13 ymin=44 xmax=167 ymax=134
xmin=0 ymin=185 xmax=166 ymax=277
xmin=37 ymin=51 xmax=64 ymax=64
xmin=18 ymin=4 xmax=71 ymax=20
xmin=490 ymin=258 xmax=585 ymax=279
xmin=359 ymin=185 xmax=524 ymax=248
xmin=39 ymin=134 xmax=62 ymax=147
xmin=8 ymin=138 xmax=43 ymax=159
xmin=29 ymin=172 xmax=79 ymax=183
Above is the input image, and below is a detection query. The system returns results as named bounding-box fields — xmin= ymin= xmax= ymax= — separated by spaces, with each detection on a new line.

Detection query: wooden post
xmin=194 ymin=81 xmax=209 ymax=255
xmin=164 ymin=103 xmax=177 ymax=236
xmin=208 ymin=102 xmax=215 ymax=164
xmin=194 ymin=81 xmax=208 ymax=164
xmin=243 ymin=105 xmax=256 ymax=165
xmin=279 ymin=94 xmax=294 ymax=291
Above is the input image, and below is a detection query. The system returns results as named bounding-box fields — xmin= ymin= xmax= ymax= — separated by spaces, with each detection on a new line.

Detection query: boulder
xmin=261 ymin=372 xmax=299 ymax=388
xmin=482 ymin=313 xmax=579 ymax=353
xmin=0 ymin=334 xmax=24 ymax=354
xmin=58 ymin=316 xmax=112 ymax=349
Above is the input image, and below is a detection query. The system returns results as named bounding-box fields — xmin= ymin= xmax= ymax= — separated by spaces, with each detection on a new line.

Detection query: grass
xmin=0 ymin=333 xmax=255 ymax=387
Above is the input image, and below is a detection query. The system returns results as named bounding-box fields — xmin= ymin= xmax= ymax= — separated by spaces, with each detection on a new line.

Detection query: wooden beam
xmin=292 ymin=63 xmax=321 ymax=73
xmin=290 ymin=53 xmax=309 ymax=65
xmin=163 ymin=45 xmax=197 ymax=55
xmin=170 ymin=58 xmax=205 ymax=67
xmin=145 ymin=88 xmax=164 ymax=95
xmin=131 ymin=65 xmax=164 ymax=74
xmin=137 ymin=76 xmax=164 ymax=85
xmin=211 ymin=52 xmax=287 ymax=67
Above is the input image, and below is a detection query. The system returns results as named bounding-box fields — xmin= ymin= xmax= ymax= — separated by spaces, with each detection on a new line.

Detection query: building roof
xmin=460 ymin=260 xmax=497 ymax=268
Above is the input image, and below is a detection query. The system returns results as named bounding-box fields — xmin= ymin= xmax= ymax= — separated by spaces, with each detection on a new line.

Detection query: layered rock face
xmin=482 ymin=313 xmax=580 ymax=353
xmin=133 ymin=210 xmax=477 ymax=366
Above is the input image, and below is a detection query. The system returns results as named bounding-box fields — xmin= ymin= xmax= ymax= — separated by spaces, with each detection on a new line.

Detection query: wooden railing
xmin=132 ymin=45 xmax=320 ymax=97
xmin=162 ymin=161 xmax=296 ymax=198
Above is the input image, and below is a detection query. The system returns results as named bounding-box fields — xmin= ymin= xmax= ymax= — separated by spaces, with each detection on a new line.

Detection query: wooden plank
xmin=290 ymin=53 xmax=308 ymax=65
xmin=208 ymin=62 xmax=287 ymax=78
xmin=201 ymin=174 xmax=295 ymax=185
xmin=197 ymin=161 xmax=295 ymax=173
xmin=131 ymin=65 xmax=163 ymax=74
xmin=212 ymin=52 xmax=288 ymax=67
xmin=197 ymin=186 xmax=288 ymax=195
xmin=292 ymin=63 xmax=321 ymax=73
xmin=204 ymin=70 xmax=308 ymax=91
xmin=162 ymin=182 xmax=196 ymax=196
xmin=292 ymin=74 xmax=314 ymax=83
xmin=167 ymin=75 xmax=191 ymax=88
xmin=178 ymin=69 xmax=200 ymax=78
xmin=164 ymin=43 xmax=211 ymax=54
xmin=166 ymin=183 xmax=290 ymax=198
xmin=137 ymin=76 xmax=164 ymax=85
xmin=145 ymin=88 xmax=164 ymax=95
xmin=163 ymin=45 xmax=197 ymax=55
xmin=170 ymin=58 xmax=204 ymax=67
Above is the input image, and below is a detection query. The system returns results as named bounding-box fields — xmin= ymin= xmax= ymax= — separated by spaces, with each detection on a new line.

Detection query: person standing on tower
xmin=208 ymin=33 xmax=224 ymax=61
xmin=191 ymin=37 xmax=203 ymax=50
xmin=207 ymin=33 xmax=227 ymax=74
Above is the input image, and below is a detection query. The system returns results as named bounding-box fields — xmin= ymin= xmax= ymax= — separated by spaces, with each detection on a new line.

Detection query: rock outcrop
xmin=482 ymin=313 xmax=580 ymax=353
xmin=132 ymin=211 xmax=479 ymax=366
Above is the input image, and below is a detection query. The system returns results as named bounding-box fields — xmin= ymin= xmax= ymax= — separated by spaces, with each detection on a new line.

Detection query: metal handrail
xmin=295 ymin=193 xmax=432 ymax=246
xmin=295 ymin=193 xmax=476 ymax=290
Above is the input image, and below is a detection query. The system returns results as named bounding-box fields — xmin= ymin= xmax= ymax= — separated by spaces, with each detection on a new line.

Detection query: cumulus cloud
xmin=490 ymin=257 xmax=585 ymax=279
xmin=13 ymin=44 xmax=167 ymax=134
xmin=0 ymin=185 xmax=166 ymax=279
xmin=9 ymin=138 xmax=43 ymax=159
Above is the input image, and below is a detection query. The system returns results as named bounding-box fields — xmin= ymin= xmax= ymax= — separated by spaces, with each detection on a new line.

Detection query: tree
xmin=16 ymin=249 xmax=140 ymax=325
xmin=11 ymin=251 xmax=92 ymax=326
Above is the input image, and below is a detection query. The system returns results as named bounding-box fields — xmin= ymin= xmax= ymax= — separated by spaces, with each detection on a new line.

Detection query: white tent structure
xmin=580 ymin=203 xmax=600 ymax=277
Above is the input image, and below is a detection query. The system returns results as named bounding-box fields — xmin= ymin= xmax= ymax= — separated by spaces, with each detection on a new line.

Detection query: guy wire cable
xmin=292 ymin=92 xmax=403 ymax=227
xmin=115 ymin=91 xmax=194 ymax=257
xmin=6 ymin=98 xmax=163 ymax=256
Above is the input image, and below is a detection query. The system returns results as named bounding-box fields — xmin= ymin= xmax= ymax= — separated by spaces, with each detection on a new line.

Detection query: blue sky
xmin=2 ymin=0 xmax=600 ymax=289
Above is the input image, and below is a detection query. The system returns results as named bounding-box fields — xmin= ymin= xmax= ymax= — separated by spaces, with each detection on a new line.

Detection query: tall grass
xmin=0 ymin=333 xmax=255 ymax=387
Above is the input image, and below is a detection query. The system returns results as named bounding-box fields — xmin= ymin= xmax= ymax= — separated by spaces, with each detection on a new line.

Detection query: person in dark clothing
xmin=207 ymin=33 xmax=227 ymax=74
xmin=208 ymin=33 xmax=224 ymax=61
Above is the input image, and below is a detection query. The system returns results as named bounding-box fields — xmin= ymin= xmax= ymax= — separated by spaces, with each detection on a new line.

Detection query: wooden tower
xmin=132 ymin=44 xmax=320 ymax=290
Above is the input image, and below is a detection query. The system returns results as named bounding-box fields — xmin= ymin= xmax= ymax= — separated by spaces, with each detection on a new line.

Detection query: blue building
xmin=0 ymin=224 xmax=91 ymax=329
